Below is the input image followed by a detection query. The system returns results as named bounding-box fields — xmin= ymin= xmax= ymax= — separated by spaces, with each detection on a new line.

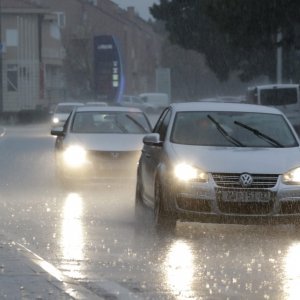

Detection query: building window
xmin=7 ymin=64 xmax=18 ymax=92
xmin=55 ymin=12 xmax=66 ymax=28
xmin=6 ymin=29 xmax=18 ymax=47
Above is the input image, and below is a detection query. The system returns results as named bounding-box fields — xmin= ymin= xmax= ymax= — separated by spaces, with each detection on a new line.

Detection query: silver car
xmin=51 ymin=102 xmax=84 ymax=129
xmin=51 ymin=106 xmax=152 ymax=184
xmin=136 ymin=102 xmax=300 ymax=230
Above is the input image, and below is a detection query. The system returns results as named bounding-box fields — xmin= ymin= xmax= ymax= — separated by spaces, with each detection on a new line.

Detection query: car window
xmin=171 ymin=111 xmax=298 ymax=147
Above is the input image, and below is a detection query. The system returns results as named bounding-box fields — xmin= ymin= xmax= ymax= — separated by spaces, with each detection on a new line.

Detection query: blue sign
xmin=94 ymin=35 xmax=124 ymax=103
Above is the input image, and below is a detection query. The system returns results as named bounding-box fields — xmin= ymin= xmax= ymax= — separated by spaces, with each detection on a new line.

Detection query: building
xmin=0 ymin=0 xmax=65 ymax=114
xmin=32 ymin=0 xmax=163 ymax=102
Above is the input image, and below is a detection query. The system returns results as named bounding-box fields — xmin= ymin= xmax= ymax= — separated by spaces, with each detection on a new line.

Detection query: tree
xmin=150 ymin=0 xmax=300 ymax=82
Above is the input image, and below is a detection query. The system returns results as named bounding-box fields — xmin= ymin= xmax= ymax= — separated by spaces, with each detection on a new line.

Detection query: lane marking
xmin=16 ymin=242 xmax=145 ymax=300
xmin=16 ymin=242 xmax=103 ymax=300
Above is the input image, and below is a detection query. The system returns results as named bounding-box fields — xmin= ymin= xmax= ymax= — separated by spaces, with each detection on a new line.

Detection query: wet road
xmin=0 ymin=122 xmax=300 ymax=299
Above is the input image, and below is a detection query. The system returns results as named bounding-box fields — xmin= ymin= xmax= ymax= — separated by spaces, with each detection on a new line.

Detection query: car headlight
xmin=63 ymin=145 xmax=87 ymax=168
xmin=174 ymin=163 xmax=208 ymax=182
xmin=282 ymin=167 xmax=300 ymax=184
xmin=52 ymin=117 xmax=59 ymax=124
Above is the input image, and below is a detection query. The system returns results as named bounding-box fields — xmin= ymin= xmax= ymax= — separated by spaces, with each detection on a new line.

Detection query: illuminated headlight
xmin=52 ymin=117 xmax=59 ymax=124
xmin=174 ymin=163 xmax=208 ymax=182
xmin=282 ymin=167 xmax=300 ymax=184
xmin=63 ymin=145 xmax=87 ymax=168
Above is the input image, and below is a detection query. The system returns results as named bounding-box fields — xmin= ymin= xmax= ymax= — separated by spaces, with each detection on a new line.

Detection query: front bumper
xmin=165 ymin=175 xmax=300 ymax=224
xmin=56 ymin=151 xmax=140 ymax=181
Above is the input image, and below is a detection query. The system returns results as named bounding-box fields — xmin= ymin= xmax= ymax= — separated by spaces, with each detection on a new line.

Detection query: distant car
xmin=139 ymin=93 xmax=170 ymax=114
xmin=51 ymin=102 xmax=83 ymax=128
xmin=119 ymin=93 xmax=170 ymax=114
xmin=51 ymin=106 xmax=152 ymax=184
xmin=118 ymin=95 xmax=145 ymax=109
xmin=135 ymin=102 xmax=300 ymax=230
xmin=198 ymin=96 xmax=246 ymax=103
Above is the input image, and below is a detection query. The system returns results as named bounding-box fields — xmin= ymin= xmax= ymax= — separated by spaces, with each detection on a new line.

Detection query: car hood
xmin=169 ymin=143 xmax=300 ymax=174
xmin=64 ymin=133 xmax=145 ymax=151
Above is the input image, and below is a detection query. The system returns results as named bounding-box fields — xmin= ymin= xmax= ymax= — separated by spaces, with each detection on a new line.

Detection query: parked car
xmin=51 ymin=105 xmax=152 ymax=184
xmin=135 ymin=102 xmax=300 ymax=230
xmin=119 ymin=93 xmax=170 ymax=114
xmin=51 ymin=102 xmax=84 ymax=128
xmin=118 ymin=95 xmax=145 ymax=110
xmin=139 ymin=93 xmax=170 ymax=114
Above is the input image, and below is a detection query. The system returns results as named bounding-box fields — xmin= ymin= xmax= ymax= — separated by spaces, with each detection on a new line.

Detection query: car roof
xmin=56 ymin=102 xmax=84 ymax=106
xmin=85 ymin=101 xmax=108 ymax=106
xmin=169 ymin=101 xmax=283 ymax=114
xmin=74 ymin=105 xmax=144 ymax=113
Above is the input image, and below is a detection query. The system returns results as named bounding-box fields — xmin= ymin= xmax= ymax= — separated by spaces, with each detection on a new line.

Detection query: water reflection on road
xmin=164 ymin=240 xmax=195 ymax=299
xmin=60 ymin=192 xmax=85 ymax=279
xmin=284 ymin=242 xmax=300 ymax=300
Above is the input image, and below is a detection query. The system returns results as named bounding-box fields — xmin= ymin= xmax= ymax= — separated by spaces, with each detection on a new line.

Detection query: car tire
xmin=154 ymin=179 xmax=176 ymax=232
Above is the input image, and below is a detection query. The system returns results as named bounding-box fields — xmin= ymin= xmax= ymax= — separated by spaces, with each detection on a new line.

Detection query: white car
xmin=135 ymin=102 xmax=300 ymax=230
xmin=51 ymin=106 xmax=152 ymax=184
xmin=51 ymin=102 xmax=84 ymax=128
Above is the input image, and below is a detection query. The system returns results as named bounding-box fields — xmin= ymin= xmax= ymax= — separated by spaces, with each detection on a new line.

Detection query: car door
xmin=140 ymin=108 xmax=172 ymax=201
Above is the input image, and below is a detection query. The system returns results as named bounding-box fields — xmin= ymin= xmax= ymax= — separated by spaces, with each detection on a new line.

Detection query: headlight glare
xmin=283 ymin=167 xmax=300 ymax=184
xmin=53 ymin=117 xmax=59 ymax=124
xmin=174 ymin=163 xmax=208 ymax=182
xmin=63 ymin=145 xmax=87 ymax=168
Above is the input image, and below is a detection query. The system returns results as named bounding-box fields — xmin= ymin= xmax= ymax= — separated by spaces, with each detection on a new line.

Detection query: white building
xmin=1 ymin=0 xmax=65 ymax=114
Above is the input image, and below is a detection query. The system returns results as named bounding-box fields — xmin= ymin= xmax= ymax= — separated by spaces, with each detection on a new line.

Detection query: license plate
xmin=217 ymin=189 xmax=273 ymax=202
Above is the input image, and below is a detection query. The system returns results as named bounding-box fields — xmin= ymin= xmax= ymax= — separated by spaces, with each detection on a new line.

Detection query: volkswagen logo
xmin=239 ymin=173 xmax=253 ymax=187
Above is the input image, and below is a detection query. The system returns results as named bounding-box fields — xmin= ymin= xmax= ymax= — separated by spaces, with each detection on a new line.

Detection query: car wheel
xmin=154 ymin=179 xmax=176 ymax=231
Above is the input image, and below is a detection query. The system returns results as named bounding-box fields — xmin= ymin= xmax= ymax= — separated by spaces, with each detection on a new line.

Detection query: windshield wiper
xmin=114 ymin=119 xmax=128 ymax=133
xmin=126 ymin=114 xmax=149 ymax=133
xmin=207 ymin=115 xmax=245 ymax=147
xmin=234 ymin=121 xmax=284 ymax=148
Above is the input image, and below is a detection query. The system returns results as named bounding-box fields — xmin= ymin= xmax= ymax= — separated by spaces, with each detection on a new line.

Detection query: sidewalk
xmin=0 ymin=237 xmax=103 ymax=300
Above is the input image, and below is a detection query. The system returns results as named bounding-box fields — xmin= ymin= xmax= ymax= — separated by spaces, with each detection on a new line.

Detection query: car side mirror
xmin=143 ymin=133 xmax=163 ymax=146
xmin=51 ymin=127 xmax=65 ymax=136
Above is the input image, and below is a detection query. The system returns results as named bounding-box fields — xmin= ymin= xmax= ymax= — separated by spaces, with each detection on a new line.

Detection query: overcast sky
xmin=112 ymin=0 xmax=159 ymax=20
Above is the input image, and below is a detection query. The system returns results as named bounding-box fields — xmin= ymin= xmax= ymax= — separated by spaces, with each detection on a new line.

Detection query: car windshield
xmin=71 ymin=111 xmax=151 ymax=134
xmin=171 ymin=111 xmax=298 ymax=147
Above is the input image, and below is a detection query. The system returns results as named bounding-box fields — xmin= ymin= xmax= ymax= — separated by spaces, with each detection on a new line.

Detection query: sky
xmin=112 ymin=0 xmax=159 ymax=20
